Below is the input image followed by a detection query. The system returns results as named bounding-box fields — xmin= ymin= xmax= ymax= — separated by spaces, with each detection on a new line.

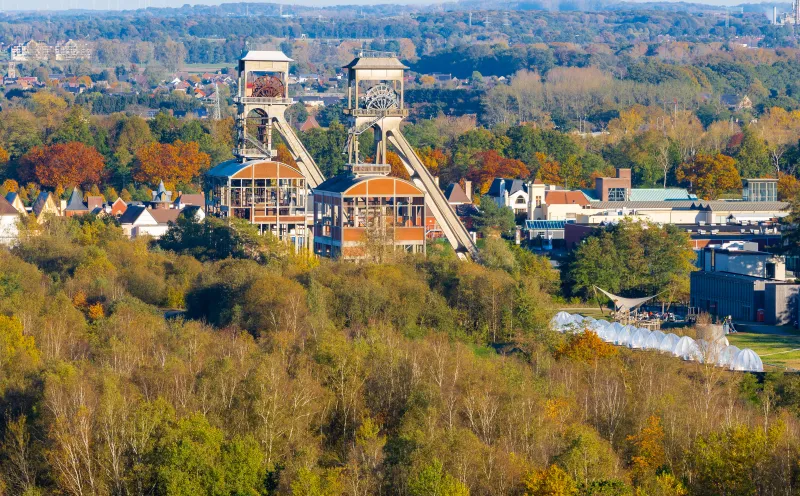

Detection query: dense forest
xmin=0 ymin=211 xmax=798 ymax=495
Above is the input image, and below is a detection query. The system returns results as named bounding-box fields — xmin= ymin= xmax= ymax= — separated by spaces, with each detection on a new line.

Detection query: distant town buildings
xmin=9 ymin=39 xmax=92 ymax=62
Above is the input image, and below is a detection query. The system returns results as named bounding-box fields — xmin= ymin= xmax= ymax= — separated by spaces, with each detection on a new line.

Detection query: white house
xmin=0 ymin=196 xmax=20 ymax=245
xmin=486 ymin=178 xmax=531 ymax=216
xmin=118 ymin=205 xmax=180 ymax=239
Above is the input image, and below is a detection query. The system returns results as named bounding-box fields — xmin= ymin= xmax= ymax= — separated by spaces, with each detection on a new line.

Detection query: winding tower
xmin=234 ymin=51 xmax=325 ymax=187
xmin=342 ymin=51 xmax=478 ymax=259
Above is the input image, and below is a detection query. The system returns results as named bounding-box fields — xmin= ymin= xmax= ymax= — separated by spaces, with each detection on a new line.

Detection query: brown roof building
xmin=205 ymin=159 xmax=308 ymax=248
xmin=544 ymin=190 xmax=591 ymax=206
xmin=312 ymin=172 xmax=426 ymax=259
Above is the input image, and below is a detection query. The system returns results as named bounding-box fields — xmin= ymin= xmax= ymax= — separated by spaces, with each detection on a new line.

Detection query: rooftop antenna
xmin=485 ymin=12 xmax=491 ymax=26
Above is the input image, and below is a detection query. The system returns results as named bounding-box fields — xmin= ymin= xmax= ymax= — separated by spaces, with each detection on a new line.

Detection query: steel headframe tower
xmin=234 ymin=51 xmax=324 ymax=187
xmin=342 ymin=50 xmax=479 ymax=260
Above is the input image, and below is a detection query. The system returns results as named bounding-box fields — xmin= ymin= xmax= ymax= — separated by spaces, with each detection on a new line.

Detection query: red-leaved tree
xmin=20 ymin=142 xmax=105 ymax=188
xmin=466 ymin=150 xmax=530 ymax=194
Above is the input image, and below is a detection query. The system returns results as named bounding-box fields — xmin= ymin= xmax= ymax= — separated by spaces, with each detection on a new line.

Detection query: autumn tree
xmin=408 ymin=459 xmax=469 ymax=496
xmin=525 ymin=465 xmax=578 ymax=496
xmin=387 ymin=151 xmax=410 ymax=180
xmin=418 ymin=147 xmax=449 ymax=175
xmin=626 ymin=415 xmax=665 ymax=484
xmin=555 ymin=330 xmax=617 ymax=363
xmin=113 ymin=115 xmax=154 ymax=170
xmin=536 ymin=152 xmax=563 ymax=186
xmin=276 ymin=143 xmax=298 ymax=168
xmin=778 ymin=173 xmax=800 ymax=201
xmin=757 ymin=107 xmax=800 ymax=176
xmin=134 ymin=140 xmax=210 ymax=185
xmin=466 ymin=150 xmax=530 ymax=194
xmin=20 ymin=142 xmax=105 ymax=188
xmin=675 ymin=153 xmax=741 ymax=200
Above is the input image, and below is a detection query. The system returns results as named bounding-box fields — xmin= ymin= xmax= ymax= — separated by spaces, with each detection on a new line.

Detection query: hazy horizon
xmin=1 ymin=0 xmax=791 ymax=13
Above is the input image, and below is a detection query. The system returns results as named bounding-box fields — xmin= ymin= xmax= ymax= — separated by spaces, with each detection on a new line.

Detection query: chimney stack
xmin=464 ymin=180 xmax=472 ymax=201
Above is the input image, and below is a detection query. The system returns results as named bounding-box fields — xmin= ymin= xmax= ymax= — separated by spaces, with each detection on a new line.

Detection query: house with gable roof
xmin=31 ymin=191 xmax=60 ymax=223
xmin=0 ymin=195 xmax=20 ymax=245
xmin=5 ymin=192 xmax=25 ymax=214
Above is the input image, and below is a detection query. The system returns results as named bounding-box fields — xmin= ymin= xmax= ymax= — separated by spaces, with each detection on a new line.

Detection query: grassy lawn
xmin=728 ymin=324 xmax=800 ymax=370
xmin=183 ymin=63 xmax=232 ymax=73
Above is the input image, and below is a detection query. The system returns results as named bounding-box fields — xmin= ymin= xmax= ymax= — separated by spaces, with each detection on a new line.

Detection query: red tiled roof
xmin=300 ymin=114 xmax=320 ymax=132
xmin=545 ymin=190 xmax=589 ymax=206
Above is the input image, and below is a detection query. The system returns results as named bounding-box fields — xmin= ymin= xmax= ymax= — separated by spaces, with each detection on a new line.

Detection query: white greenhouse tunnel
xmin=550 ymin=312 xmax=764 ymax=372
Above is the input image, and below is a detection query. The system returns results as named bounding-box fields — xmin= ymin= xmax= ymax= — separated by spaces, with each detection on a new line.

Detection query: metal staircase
xmin=344 ymin=114 xmax=384 ymax=161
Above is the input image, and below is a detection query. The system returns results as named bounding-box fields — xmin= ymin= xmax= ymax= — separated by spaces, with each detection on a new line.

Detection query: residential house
xmin=444 ymin=181 xmax=473 ymax=207
xmin=118 ymin=205 xmax=180 ymax=239
xmin=486 ymin=178 xmax=531 ymax=217
xmin=173 ymin=192 xmax=204 ymax=209
xmin=64 ymin=187 xmax=103 ymax=217
xmin=720 ymin=94 xmax=753 ymax=111
xmin=109 ymin=197 xmax=128 ymax=217
xmin=31 ymin=192 xmax=60 ymax=223
xmin=299 ymin=115 xmax=321 ymax=132
xmin=543 ymin=190 xmax=593 ymax=221
xmin=0 ymin=195 xmax=20 ymax=245
xmin=5 ymin=192 xmax=25 ymax=213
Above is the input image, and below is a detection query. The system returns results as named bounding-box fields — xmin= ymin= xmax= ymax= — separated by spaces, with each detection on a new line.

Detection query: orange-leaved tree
xmin=676 ymin=153 xmax=741 ymax=200
xmin=778 ymin=173 xmax=800 ymax=201
xmin=626 ymin=415 xmax=666 ymax=483
xmin=418 ymin=147 xmax=448 ymax=175
xmin=134 ymin=140 xmax=210 ymax=185
xmin=387 ymin=151 xmax=410 ymax=180
xmin=536 ymin=152 xmax=563 ymax=186
xmin=20 ymin=142 xmax=105 ymax=188
xmin=466 ymin=150 xmax=530 ymax=194
xmin=276 ymin=143 xmax=298 ymax=168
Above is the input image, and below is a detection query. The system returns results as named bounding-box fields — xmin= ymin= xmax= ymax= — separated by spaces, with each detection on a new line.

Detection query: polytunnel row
xmin=550 ymin=311 xmax=764 ymax=372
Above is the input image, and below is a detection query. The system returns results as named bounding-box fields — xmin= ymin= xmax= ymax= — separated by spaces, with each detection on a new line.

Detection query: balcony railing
xmin=344 ymin=108 xmax=408 ymax=117
xmin=235 ymin=96 xmax=294 ymax=105
xmin=347 ymin=163 xmax=391 ymax=176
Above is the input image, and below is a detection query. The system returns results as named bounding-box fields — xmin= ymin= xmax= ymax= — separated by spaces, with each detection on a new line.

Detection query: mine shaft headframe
xmin=237 ymin=50 xmax=293 ymax=101
xmin=342 ymin=51 xmax=409 ymax=114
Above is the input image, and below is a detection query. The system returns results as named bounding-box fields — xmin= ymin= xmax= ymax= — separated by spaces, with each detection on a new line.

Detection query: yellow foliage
xmin=2 ymin=179 xmax=18 ymax=192
xmin=0 ymin=315 xmax=40 ymax=374
xmin=87 ymin=303 xmax=105 ymax=321
xmin=524 ymin=465 xmax=578 ymax=496
xmin=72 ymin=290 xmax=88 ymax=308
xmin=555 ymin=330 xmax=618 ymax=363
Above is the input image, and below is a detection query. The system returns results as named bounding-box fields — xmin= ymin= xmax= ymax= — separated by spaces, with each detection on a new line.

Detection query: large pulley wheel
xmin=364 ymin=83 xmax=399 ymax=110
xmin=251 ymin=75 xmax=285 ymax=98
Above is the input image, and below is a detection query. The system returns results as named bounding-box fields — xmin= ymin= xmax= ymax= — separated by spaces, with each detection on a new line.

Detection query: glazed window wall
xmin=341 ymin=196 xmax=424 ymax=228
xmin=228 ymin=178 xmax=306 ymax=216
